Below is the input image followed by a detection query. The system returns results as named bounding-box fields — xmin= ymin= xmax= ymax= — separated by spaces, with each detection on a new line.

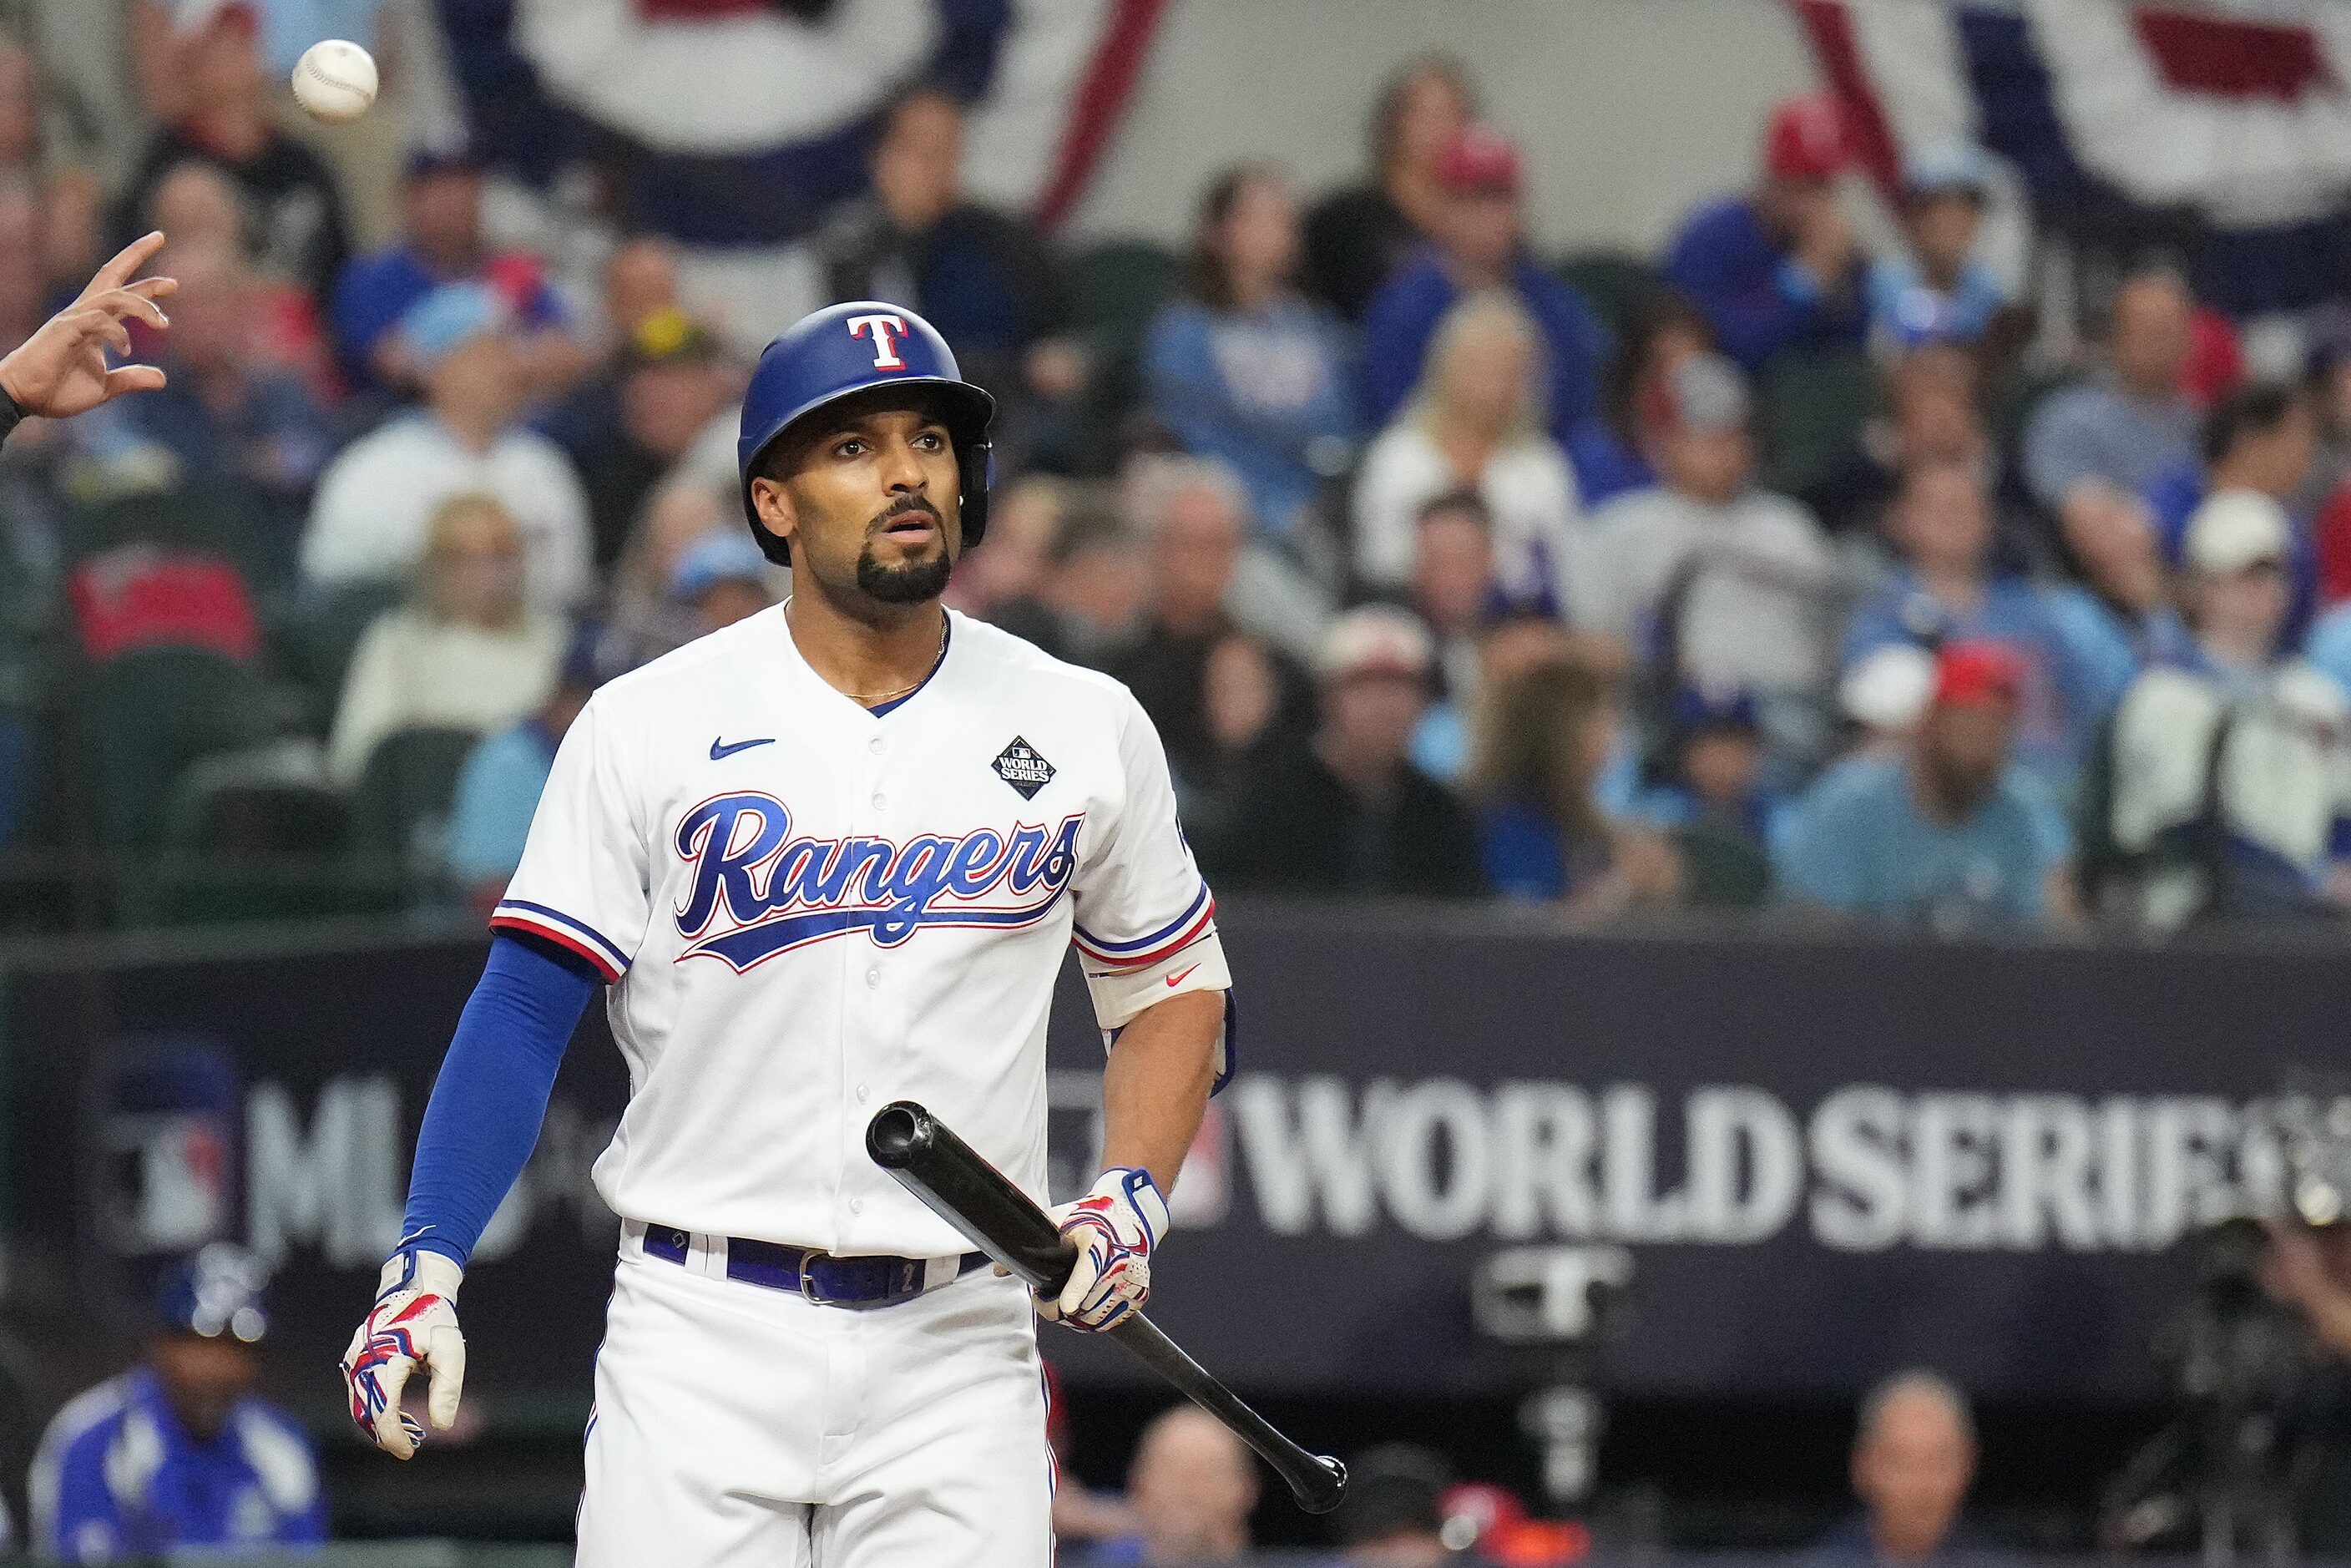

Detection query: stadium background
xmin=1 ymin=0 xmax=2350 ymax=1562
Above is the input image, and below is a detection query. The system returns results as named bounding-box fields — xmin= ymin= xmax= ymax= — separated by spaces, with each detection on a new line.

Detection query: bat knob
xmin=1293 ymin=1454 xmax=1347 ymax=1514
xmin=865 ymin=1102 xmax=932 ymax=1169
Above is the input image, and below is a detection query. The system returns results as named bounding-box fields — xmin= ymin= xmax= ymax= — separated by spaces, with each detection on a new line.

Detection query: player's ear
xmin=749 ymin=476 xmax=797 ymax=551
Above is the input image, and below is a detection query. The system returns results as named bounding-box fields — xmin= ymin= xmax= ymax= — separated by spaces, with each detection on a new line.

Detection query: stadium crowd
xmin=3 ymin=8 xmax=2351 ymax=935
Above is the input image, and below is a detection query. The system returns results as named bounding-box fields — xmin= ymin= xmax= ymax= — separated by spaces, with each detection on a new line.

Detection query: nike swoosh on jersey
xmin=1164 ymin=964 xmax=1202 ymax=987
xmin=709 ymin=736 xmax=776 ymax=761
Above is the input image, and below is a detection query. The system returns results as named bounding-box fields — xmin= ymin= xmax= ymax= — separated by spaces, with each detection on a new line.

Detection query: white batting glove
xmin=341 ymin=1249 xmax=467 ymax=1459
xmin=1040 ymin=1167 xmax=1167 ymax=1332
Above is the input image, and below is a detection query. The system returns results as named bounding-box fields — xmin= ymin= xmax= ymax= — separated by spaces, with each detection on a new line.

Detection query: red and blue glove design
xmin=341 ymin=1249 xmax=467 ymax=1459
xmin=1041 ymin=1166 xmax=1168 ymax=1332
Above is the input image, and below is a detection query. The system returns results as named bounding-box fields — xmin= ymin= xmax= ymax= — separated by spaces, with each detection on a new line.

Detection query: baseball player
xmin=341 ymin=301 xmax=1234 ymax=1565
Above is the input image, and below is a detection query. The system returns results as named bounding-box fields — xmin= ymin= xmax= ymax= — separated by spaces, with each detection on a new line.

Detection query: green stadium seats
xmin=1753 ymin=345 xmax=1878 ymax=501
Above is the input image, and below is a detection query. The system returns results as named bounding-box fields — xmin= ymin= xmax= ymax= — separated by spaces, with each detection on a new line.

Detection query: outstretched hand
xmin=0 ymin=231 xmax=177 ymax=420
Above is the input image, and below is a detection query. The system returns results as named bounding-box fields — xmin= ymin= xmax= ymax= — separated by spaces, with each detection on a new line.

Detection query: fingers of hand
xmin=104 ymin=366 xmax=167 ymax=396
xmin=1055 ymin=1244 xmax=1105 ymax=1322
xmin=425 ymin=1326 xmax=468 ymax=1429
xmin=93 ymin=288 xmax=169 ymax=331
xmin=88 ymin=232 xmax=164 ymax=297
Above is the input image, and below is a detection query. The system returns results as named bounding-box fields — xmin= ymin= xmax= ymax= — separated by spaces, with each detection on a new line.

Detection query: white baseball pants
xmin=576 ymin=1227 xmax=1054 ymax=1566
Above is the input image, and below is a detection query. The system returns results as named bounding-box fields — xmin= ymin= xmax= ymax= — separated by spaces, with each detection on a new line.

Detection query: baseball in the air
xmin=291 ymin=39 xmax=378 ymax=125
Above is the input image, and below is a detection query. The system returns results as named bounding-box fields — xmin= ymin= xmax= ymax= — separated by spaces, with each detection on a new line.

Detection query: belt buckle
xmin=799 ymin=1250 xmax=852 ymax=1306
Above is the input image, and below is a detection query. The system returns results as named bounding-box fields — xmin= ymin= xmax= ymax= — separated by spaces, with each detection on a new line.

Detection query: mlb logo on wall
xmin=992 ymin=737 xmax=1056 ymax=800
xmin=99 ymin=1037 xmax=242 ymax=1256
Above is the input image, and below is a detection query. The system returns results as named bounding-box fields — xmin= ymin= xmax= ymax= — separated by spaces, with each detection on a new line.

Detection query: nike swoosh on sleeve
xmin=1164 ymin=964 xmax=1202 ymax=988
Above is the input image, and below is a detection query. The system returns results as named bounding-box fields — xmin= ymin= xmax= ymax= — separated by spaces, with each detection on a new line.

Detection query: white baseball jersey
xmin=489 ymin=604 xmax=1230 ymax=1257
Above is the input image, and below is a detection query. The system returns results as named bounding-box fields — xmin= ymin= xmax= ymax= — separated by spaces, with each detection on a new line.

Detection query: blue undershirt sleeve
xmin=397 ymin=933 xmax=599 ymax=1267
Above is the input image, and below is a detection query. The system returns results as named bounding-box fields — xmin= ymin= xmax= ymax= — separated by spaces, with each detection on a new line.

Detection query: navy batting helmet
xmin=736 ymin=301 xmax=995 ymax=567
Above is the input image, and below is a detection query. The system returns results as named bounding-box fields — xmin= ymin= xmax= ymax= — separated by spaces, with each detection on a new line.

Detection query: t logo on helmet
xmin=847 ymin=312 xmax=909 ymax=371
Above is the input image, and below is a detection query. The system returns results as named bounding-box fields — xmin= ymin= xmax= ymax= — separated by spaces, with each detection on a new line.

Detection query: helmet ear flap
xmin=959 ymin=436 xmax=993 ymax=550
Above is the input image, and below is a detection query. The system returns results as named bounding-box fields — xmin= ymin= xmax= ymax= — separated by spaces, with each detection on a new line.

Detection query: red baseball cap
xmin=1437 ymin=125 xmax=1522 ymax=195
xmin=1932 ymin=640 xmax=2025 ymax=710
xmin=1765 ymin=94 xmax=1852 ymax=181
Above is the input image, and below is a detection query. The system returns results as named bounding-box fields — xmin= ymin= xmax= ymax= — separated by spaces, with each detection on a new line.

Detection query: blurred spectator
xmin=1410 ymin=488 xmax=1501 ymax=707
xmin=303 ymin=282 xmax=594 ymax=612
xmin=949 ymin=473 xmax=1065 ymax=627
xmin=1664 ymin=94 xmax=1868 ymax=374
xmin=94 ymin=240 xmax=334 ymax=539
xmin=1143 ymin=164 xmax=1362 ymax=540
xmin=1865 ymin=144 xmax=2008 ymax=357
xmin=1184 ymin=630 xmax=1285 ymax=827
xmin=445 ymin=620 xmax=629 ymax=908
xmin=1629 ymin=686 xmax=1782 ymax=909
xmin=601 ymin=236 xmax=682 ymax=346
xmin=1807 ymin=344 xmax=1991 ymax=539
xmin=561 ymin=308 xmax=738 ymax=569
xmin=1090 ymin=1405 xmax=1257 ymax=1565
xmin=669 ymin=527 xmax=774 ymax=638
xmin=1362 ymin=126 xmax=1608 ymax=470
xmin=2144 ymin=381 xmax=2318 ymax=636
xmin=1105 ymin=458 xmax=1297 ymax=787
xmin=1579 ymin=293 xmax=1716 ymax=507
xmin=2099 ymin=491 xmax=2351 ymax=923
xmin=114 ymin=0 xmax=351 ymax=305
xmin=1207 ymin=605 xmax=1483 ymax=896
xmin=2022 ymin=268 xmax=2197 ymax=542
xmin=2043 ymin=477 xmax=2193 ymax=730
xmin=1037 ymin=501 xmax=1146 ymax=668
xmin=605 ymin=481 xmax=731 ymax=669
xmin=1302 ymin=53 xmax=1475 ymax=322
xmin=1813 ymin=1369 xmax=1995 ymax=1566
xmin=42 ymin=164 xmax=106 ymax=305
xmin=1841 ymin=461 xmax=2088 ymax=790
xmin=1333 ymin=1445 xmax=1495 ymax=1568
xmin=29 ymin=1246 xmax=324 ymax=1561
xmin=1581 ymin=352 xmax=1839 ymax=762
xmin=1470 ymin=653 xmax=1677 ymax=910
xmin=820 ymin=89 xmax=1078 ymax=464
xmin=0 ymin=179 xmax=43 ymax=354
xmin=1775 ymin=641 xmax=2069 ymax=930
xmin=326 ymin=492 xmax=565 ymax=783
xmin=0 ymin=38 xmax=39 ymax=186
xmin=142 ymin=160 xmax=332 ymax=390
xmin=1353 ymin=291 xmax=1584 ymax=611
xmin=331 ymin=143 xmax=584 ymax=396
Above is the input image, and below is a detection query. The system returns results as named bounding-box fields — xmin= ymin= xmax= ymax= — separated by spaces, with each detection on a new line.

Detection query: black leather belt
xmin=642 ymin=1225 xmax=988 ymax=1307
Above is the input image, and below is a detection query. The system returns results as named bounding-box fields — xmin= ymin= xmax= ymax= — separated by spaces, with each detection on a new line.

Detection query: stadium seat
xmin=1067 ymin=239 xmax=1181 ymax=471
xmin=151 ymin=740 xmax=374 ymax=925
xmin=352 ymin=726 xmax=486 ymax=893
xmin=1554 ymin=250 xmax=1664 ymax=340
xmin=73 ymin=645 xmax=274 ymax=865
xmin=1753 ymin=345 xmax=1878 ymax=500
xmin=275 ymin=579 xmax=406 ymax=729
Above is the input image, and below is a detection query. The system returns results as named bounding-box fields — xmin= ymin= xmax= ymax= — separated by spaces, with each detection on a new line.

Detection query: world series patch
xmin=991 ymin=736 xmax=1055 ymax=800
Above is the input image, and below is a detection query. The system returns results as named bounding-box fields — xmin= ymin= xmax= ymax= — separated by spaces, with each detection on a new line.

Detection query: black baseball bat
xmin=865 ymin=1100 xmax=1347 ymax=1515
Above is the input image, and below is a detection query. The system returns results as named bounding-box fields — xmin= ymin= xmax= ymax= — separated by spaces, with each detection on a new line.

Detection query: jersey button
xmin=868 ymin=736 xmax=884 ymax=755
xmin=871 ymin=792 xmax=887 ymax=809
xmin=865 ymin=967 xmax=881 ymax=989
xmin=850 ymin=1199 xmax=865 ymax=1215
xmin=855 ymin=1083 xmax=870 ymax=1103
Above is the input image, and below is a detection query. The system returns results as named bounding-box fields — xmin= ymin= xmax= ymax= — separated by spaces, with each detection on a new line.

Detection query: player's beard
xmin=854 ymin=503 xmax=954 ymax=604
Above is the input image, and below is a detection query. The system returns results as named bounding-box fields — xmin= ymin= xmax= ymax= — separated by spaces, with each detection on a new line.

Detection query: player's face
xmin=758 ymin=402 xmax=963 ymax=609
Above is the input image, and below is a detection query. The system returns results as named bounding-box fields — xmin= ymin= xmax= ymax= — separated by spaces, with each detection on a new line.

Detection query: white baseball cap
xmin=1317 ymin=604 xmax=1434 ymax=683
xmin=2184 ymin=488 xmax=2290 ymax=575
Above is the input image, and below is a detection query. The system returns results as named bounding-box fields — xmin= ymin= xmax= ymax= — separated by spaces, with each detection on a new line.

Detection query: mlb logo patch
xmin=992 ymin=736 xmax=1055 ymax=800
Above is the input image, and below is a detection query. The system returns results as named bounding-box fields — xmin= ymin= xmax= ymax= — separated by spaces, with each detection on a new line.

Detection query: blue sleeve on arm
xmin=398 ymin=934 xmax=598 ymax=1267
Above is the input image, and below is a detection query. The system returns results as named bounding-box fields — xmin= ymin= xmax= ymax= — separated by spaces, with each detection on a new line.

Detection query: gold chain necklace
xmin=786 ymin=597 xmax=948 ymax=706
